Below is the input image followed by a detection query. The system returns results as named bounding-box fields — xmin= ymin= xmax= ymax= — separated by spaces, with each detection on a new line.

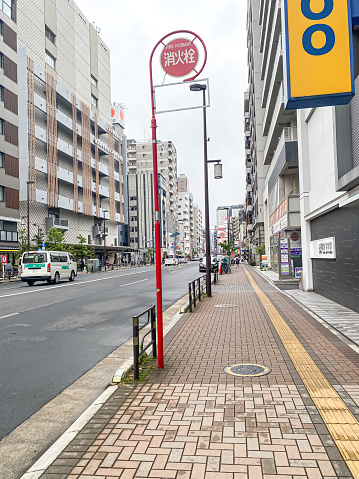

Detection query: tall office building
xmin=127 ymin=139 xmax=176 ymax=259
xmin=17 ymin=0 xmax=126 ymax=261
xmin=247 ymin=0 xmax=359 ymax=313
xmin=0 ymin=1 xmax=20 ymax=264
xmin=177 ymin=174 xmax=190 ymax=255
xmin=245 ymin=0 xmax=299 ymax=269
xmin=193 ymin=204 xmax=203 ymax=256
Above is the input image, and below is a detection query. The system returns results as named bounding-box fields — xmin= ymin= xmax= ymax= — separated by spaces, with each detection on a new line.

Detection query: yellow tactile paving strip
xmin=245 ymin=268 xmax=359 ymax=478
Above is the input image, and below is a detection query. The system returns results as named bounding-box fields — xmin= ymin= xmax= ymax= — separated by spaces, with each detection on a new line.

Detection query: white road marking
xmin=0 ymin=312 xmax=19 ymax=320
xmin=119 ymin=279 xmax=148 ymax=287
xmin=0 ymin=270 xmax=151 ymax=299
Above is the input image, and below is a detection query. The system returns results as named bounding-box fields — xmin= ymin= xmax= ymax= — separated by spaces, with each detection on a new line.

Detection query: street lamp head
xmin=214 ymin=161 xmax=223 ymax=179
xmin=189 ymin=83 xmax=207 ymax=92
xmin=26 ymin=180 xmax=35 ymax=185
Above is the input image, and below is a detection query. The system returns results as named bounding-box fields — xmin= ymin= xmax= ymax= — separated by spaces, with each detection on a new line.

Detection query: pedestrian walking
xmin=4 ymin=261 xmax=13 ymax=281
xmin=236 ymin=256 xmax=240 ymax=268
xmin=79 ymin=258 xmax=84 ymax=272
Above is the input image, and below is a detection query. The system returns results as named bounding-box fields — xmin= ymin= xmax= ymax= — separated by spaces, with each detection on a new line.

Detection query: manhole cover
xmin=214 ymin=304 xmax=238 ymax=308
xmin=224 ymin=363 xmax=271 ymax=377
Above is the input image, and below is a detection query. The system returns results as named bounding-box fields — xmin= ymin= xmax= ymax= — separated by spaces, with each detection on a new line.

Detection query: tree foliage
xmin=218 ymin=241 xmax=234 ymax=256
xmin=46 ymin=227 xmax=65 ymax=251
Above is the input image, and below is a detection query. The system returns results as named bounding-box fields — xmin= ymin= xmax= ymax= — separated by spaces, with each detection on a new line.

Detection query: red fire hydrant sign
xmin=160 ymin=38 xmax=199 ymax=77
xmin=1 ymin=255 xmax=7 ymax=264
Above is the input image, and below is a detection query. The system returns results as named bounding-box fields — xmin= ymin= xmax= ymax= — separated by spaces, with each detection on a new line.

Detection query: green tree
xmin=177 ymin=250 xmax=183 ymax=255
xmin=145 ymin=248 xmax=155 ymax=262
xmin=70 ymin=234 xmax=89 ymax=260
xmin=18 ymin=227 xmax=28 ymax=254
xmin=32 ymin=228 xmax=45 ymax=249
xmin=218 ymin=241 xmax=234 ymax=256
xmin=256 ymin=244 xmax=266 ymax=263
xmin=193 ymin=250 xmax=198 ymax=256
xmin=46 ymin=227 xmax=65 ymax=251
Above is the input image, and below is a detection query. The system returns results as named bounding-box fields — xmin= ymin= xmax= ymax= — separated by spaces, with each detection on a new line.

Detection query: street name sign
xmin=282 ymin=0 xmax=354 ymax=109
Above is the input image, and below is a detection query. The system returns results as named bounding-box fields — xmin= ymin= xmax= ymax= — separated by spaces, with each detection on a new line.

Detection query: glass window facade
xmin=45 ymin=51 xmax=56 ymax=70
xmin=0 ymin=0 xmax=12 ymax=18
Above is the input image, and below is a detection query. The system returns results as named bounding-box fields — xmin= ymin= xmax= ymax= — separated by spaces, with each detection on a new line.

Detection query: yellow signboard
xmin=282 ymin=0 xmax=354 ymax=109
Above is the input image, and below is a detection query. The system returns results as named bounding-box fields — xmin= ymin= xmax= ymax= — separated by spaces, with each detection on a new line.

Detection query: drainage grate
xmin=214 ymin=304 xmax=238 ymax=308
xmin=224 ymin=363 xmax=271 ymax=377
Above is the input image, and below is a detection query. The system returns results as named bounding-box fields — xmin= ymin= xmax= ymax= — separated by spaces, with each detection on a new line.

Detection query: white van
xmin=178 ymin=255 xmax=187 ymax=264
xmin=164 ymin=254 xmax=178 ymax=266
xmin=21 ymin=251 xmax=77 ymax=286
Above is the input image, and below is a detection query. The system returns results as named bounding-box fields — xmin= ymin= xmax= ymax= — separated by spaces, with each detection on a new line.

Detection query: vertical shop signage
xmin=282 ymin=0 xmax=354 ymax=109
xmin=280 ymin=238 xmax=290 ymax=275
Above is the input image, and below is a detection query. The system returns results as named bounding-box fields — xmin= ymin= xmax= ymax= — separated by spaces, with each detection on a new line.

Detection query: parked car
xmin=178 ymin=255 xmax=187 ymax=264
xmin=199 ymin=255 xmax=218 ymax=272
xmin=164 ymin=254 xmax=179 ymax=266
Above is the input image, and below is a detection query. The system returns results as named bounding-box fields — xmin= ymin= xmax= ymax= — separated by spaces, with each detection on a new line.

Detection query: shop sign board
xmin=282 ymin=0 xmax=354 ymax=109
xmin=280 ymin=238 xmax=290 ymax=275
xmin=295 ymin=267 xmax=303 ymax=278
xmin=310 ymin=237 xmax=336 ymax=259
xmin=1 ymin=255 xmax=7 ymax=264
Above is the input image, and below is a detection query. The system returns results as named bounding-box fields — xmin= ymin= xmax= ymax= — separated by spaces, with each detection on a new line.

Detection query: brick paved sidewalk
xmin=36 ymin=265 xmax=359 ymax=479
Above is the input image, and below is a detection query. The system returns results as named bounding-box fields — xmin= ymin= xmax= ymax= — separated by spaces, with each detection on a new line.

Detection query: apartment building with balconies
xmin=127 ymin=139 xmax=176 ymax=260
xmin=0 ymin=1 xmax=20 ymax=264
xmin=17 ymin=0 xmax=126 ymax=262
xmin=193 ymin=204 xmax=203 ymax=256
xmin=246 ymin=0 xmax=300 ymax=272
xmin=177 ymin=174 xmax=190 ymax=255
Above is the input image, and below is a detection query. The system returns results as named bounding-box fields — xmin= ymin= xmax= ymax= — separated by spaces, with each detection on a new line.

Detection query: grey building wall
xmin=0 ymin=3 xmax=20 ymax=254
xmin=311 ymin=205 xmax=359 ymax=313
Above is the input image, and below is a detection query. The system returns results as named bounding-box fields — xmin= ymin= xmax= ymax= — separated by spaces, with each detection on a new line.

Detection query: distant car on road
xmin=199 ymin=256 xmax=218 ymax=272
xmin=164 ymin=254 xmax=179 ymax=266
xmin=178 ymin=255 xmax=188 ymax=264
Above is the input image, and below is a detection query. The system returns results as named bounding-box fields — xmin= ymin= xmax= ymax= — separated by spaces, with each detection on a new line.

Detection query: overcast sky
xmin=75 ymin=0 xmax=248 ymax=225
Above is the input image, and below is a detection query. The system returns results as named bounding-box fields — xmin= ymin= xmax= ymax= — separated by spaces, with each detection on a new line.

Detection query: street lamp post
xmin=33 ymin=223 xmax=41 ymax=248
xmin=26 ymin=180 xmax=35 ymax=252
xmin=189 ymin=84 xmax=223 ymax=297
xmin=103 ymin=209 xmax=108 ymax=271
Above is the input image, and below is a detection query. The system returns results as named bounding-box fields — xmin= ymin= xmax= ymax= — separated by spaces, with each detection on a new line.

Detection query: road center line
xmin=0 ymin=269 xmax=152 ymax=299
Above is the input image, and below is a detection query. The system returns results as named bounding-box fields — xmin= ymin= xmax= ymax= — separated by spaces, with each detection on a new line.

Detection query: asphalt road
xmin=0 ymin=262 xmax=201 ymax=440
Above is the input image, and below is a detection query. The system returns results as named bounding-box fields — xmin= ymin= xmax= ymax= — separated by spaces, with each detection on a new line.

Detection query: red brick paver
xmin=41 ymin=266 xmax=358 ymax=479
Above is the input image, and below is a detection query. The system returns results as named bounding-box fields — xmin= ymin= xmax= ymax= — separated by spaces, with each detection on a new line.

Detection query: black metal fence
xmin=133 ymin=305 xmax=157 ymax=380
xmin=188 ymin=275 xmax=207 ymax=312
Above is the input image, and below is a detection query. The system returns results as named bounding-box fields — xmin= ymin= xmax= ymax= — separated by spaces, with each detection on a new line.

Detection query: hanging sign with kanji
xmin=160 ymin=38 xmax=199 ymax=78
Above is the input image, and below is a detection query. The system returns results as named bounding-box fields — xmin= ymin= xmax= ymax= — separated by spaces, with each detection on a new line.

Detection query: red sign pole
xmin=149 ymin=31 xmax=207 ymax=369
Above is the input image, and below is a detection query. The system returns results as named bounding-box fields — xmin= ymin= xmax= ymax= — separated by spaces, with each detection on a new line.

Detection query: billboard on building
xmin=282 ymin=0 xmax=354 ymax=109
xmin=111 ymin=104 xmax=125 ymax=128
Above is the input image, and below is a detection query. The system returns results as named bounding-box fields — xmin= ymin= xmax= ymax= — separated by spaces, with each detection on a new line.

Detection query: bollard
xmin=133 ymin=316 xmax=140 ymax=380
xmin=193 ymin=281 xmax=196 ymax=308
xmin=198 ymin=278 xmax=201 ymax=301
xmin=189 ymin=283 xmax=192 ymax=312
xmin=151 ymin=306 xmax=157 ymax=358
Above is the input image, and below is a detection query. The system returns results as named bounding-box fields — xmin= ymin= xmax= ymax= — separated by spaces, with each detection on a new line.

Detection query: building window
xmin=45 ymin=26 xmax=56 ymax=45
xmin=0 ymin=20 xmax=3 ymax=36
xmin=0 ymin=185 xmax=4 ymax=202
xmin=0 ymin=85 xmax=3 ymax=102
xmin=0 ymin=53 xmax=3 ymax=69
xmin=0 ymin=152 xmax=3 ymax=168
xmin=0 ymin=0 xmax=11 ymax=18
xmin=91 ymin=95 xmax=98 ymax=108
xmin=91 ymin=76 xmax=98 ymax=88
xmin=0 ymin=119 xmax=4 ymax=135
xmin=45 ymin=51 xmax=56 ymax=70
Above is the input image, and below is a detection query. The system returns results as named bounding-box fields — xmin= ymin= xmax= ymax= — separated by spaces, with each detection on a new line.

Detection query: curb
xmin=19 ymin=292 xmax=191 ymax=479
